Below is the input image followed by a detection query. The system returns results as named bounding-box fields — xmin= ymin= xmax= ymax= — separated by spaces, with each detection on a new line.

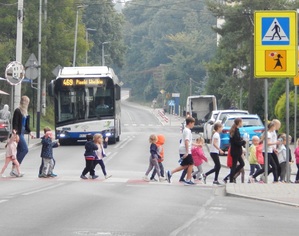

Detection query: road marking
xmin=22 ymin=183 xmax=65 ymax=196
xmin=0 ymin=200 xmax=8 ymax=204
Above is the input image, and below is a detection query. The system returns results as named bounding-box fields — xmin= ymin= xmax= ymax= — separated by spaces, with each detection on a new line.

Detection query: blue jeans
xmin=17 ymin=133 xmax=28 ymax=164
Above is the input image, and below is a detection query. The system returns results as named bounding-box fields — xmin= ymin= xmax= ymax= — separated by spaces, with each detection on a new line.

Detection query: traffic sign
xmin=168 ymin=100 xmax=175 ymax=106
xmin=254 ymin=11 xmax=297 ymax=78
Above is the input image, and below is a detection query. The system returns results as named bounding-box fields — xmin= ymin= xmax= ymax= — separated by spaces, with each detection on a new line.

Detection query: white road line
xmin=0 ymin=200 xmax=8 ymax=204
xmin=22 ymin=183 xmax=65 ymax=196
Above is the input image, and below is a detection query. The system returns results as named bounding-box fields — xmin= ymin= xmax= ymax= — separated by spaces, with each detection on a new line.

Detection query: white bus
xmin=49 ymin=66 xmax=121 ymax=144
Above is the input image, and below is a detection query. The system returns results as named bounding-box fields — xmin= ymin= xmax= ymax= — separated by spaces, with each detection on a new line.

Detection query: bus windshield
xmin=55 ymin=77 xmax=114 ymax=124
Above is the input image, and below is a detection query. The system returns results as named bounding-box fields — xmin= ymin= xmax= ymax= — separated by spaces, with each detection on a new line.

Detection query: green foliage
xmin=121 ymin=0 xmax=217 ymax=105
xmin=205 ymin=0 xmax=299 ymax=113
xmin=275 ymin=90 xmax=298 ymax=135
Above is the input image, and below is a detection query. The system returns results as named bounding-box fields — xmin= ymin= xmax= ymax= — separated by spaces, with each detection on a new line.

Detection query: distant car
xmin=219 ymin=114 xmax=265 ymax=151
xmin=0 ymin=119 xmax=10 ymax=142
xmin=203 ymin=109 xmax=249 ymax=142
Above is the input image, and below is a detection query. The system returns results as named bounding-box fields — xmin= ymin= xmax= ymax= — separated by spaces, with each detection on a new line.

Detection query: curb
xmin=225 ymin=185 xmax=299 ymax=207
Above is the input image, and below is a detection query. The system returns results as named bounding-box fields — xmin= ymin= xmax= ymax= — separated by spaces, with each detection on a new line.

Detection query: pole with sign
xmin=254 ymin=10 xmax=297 ymax=183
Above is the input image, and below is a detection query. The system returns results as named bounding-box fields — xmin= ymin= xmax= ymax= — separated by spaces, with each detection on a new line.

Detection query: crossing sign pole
xmin=254 ymin=11 xmax=297 ymax=78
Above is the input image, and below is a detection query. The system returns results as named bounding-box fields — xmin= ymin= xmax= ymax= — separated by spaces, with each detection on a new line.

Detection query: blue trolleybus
xmin=49 ymin=66 xmax=121 ymax=144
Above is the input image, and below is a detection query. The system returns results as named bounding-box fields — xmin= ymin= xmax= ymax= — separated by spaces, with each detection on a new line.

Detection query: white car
xmin=203 ymin=110 xmax=220 ymax=142
xmin=203 ymin=109 xmax=249 ymax=142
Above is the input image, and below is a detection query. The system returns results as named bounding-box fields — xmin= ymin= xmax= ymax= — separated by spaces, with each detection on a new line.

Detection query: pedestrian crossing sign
xmin=254 ymin=11 xmax=297 ymax=78
xmin=262 ymin=18 xmax=289 ymax=45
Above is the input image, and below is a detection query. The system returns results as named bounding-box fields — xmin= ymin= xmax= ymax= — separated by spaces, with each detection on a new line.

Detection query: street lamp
xmin=101 ymin=41 xmax=109 ymax=66
xmin=85 ymin=28 xmax=96 ymax=65
xmin=73 ymin=5 xmax=85 ymax=67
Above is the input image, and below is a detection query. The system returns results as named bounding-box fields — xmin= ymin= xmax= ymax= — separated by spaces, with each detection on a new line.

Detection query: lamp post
xmin=101 ymin=41 xmax=109 ymax=66
xmin=85 ymin=28 xmax=96 ymax=65
xmin=73 ymin=5 xmax=85 ymax=67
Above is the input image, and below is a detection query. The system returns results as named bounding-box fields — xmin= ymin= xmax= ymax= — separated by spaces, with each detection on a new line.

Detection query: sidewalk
xmin=204 ymin=143 xmax=299 ymax=207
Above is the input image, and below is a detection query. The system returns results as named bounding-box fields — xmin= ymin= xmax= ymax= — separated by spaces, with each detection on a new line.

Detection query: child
xmin=191 ymin=137 xmax=208 ymax=181
xmin=39 ymin=127 xmax=59 ymax=178
xmin=0 ymin=131 xmax=23 ymax=178
xmin=40 ymin=128 xmax=59 ymax=178
xmin=150 ymin=134 xmax=165 ymax=181
xmin=294 ymin=138 xmax=299 ymax=183
xmin=203 ymin=122 xmax=224 ymax=185
xmin=248 ymin=136 xmax=262 ymax=183
xmin=143 ymin=134 xmax=164 ymax=182
xmin=93 ymin=133 xmax=112 ymax=179
xmin=80 ymin=134 xmax=99 ymax=180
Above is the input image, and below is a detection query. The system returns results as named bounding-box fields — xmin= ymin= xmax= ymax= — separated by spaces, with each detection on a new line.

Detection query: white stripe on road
xmin=0 ymin=200 xmax=8 ymax=204
xmin=22 ymin=183 xmax=65 ymax=196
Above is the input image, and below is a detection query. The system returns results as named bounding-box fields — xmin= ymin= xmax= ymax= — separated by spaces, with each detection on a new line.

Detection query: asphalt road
xmin=0 ymin=99 xmax=298 ymax=236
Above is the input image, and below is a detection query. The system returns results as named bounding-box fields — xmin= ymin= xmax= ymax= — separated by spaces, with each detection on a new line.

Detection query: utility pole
xmin=36 ymin=0 xmax=42 ymax=138
xmin=14 ymin=0 xmax=24 ymax=111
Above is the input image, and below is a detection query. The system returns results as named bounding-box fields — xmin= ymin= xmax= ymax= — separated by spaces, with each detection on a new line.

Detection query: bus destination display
xmin=62 ymin=78 xmax=104 ymax=86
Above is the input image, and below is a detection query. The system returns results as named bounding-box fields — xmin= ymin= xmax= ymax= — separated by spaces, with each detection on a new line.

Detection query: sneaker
xmin=166 ymin=170 xmax=172 ymax=183
xmin=16 ymin=173 xmax=24 ymax=178
xmin=38 ymin=174 xmax=43 ymax=178
xmin=40 ymin=174 xmax=48 ymax=178
xmin=105 ymin=175 xmax=112 ymax=179
xmin=10 ymin=171 xmax=17 ymax=177
xmin=295 ymin=180 xmax=299 ymax=184
xmin=184 ymin=180 xmax=196 ymax=186
xmin=48 ymin=173 xmax=57 ymax=177
xmin=213 ymin=181 xmax=221 ymax=185
xmin=92 ymin=175 xmax=99 ymax=179
xmin=80 ymin=175 xmax=88 ymax=179
xmin=150 ymin=178 xmax=158 ymax=182
xmin=223 ymin=178 xmax=228 ymax=184
xmin=1 ymin=174 xmax=6 ymax=178
xmin=143 ymin=176 xmax=150 ymax=182
xmin=203 ymin=174 xmax=207 ymax=184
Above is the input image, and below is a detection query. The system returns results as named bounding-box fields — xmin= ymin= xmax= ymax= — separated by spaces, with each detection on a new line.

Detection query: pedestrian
xmin=229 ymin=118 xmax=246 ymax=183
xmin=39 ymin=128 xmax=59 ymax=178
xmin=10 ymin=95 xmax=34 ymax=176
xmin=203 ymin=122 xmax=224 ymax=185
xmin=294 ymin=138 xmax=299 ymax=183
xmin=150 ymin=134 xmax=166 ymax=181
xmin=271 ymin=119 xmax=281 ymax=178
xmin=143 ymin=134 xmax=164 ymax=182
xmin=38 ymin=127 xmax=58 ymax=177
xmin=0 ymin=104 xmax=11 ymax=121
xmin=248 ymin=136 xmax=262 ymax=183
xmin=80 ymin=134 xmax=99 ymax=180
xmin=93 ymin=133 xmax=112 ymax=179
xmin=191 ymin=136 xmax=208 ymax=181
xmin=251 ymin=122 xmax=279 ymax=183
xmin=0 ymin=131 xmax=23 ymax=177
xmin=166 ymin=116 xmax=195 ymax=185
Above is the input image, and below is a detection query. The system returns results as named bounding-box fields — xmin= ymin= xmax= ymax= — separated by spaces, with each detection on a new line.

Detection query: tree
xmin=205 ymin=0 xmax=299 ymax=114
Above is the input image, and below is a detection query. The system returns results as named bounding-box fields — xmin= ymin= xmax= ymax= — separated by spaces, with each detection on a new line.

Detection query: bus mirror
xmin=115 ymin=85 xmax=121 ymax=100
xmin=48 ymin=80 xmax=55 ymax=97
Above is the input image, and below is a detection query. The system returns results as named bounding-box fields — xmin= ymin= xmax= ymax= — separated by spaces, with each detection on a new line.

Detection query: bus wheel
xmin=116 ymin=136 xmax=120 ymax=142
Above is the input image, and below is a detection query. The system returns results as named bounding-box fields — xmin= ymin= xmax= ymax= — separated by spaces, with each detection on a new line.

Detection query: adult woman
xmin=10 ymin=96 xmax=33 ymax=176
xmin=229 ymin=118 xmax=246 ymax=183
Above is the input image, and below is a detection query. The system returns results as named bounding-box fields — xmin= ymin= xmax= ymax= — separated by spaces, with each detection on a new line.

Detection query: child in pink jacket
xmin=192 ymin=137 xmax=208 ymax=181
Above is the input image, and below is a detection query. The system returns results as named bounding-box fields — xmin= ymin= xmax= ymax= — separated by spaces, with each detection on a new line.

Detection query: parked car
xmin=0 ymin=119 xmax=10 ymax=142
xmin=203 ymin=110 xmax=220 ymax=142
xmin=219 ymin=114 xmax=265 ymax=151
xmin=203 ymin=109 xmax=249 ymax=142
